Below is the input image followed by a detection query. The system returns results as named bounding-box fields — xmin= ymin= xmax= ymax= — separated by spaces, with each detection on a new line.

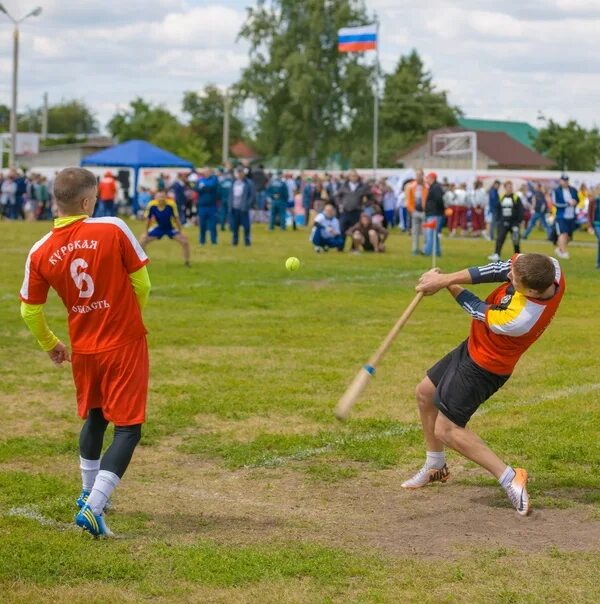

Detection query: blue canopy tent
xmin=81 ymin=139 xmax=194 ymax=208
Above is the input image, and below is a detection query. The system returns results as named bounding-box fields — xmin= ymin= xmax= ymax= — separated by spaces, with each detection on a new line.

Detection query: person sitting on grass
xmin=310 ymin=202 xmax=343 ymax=252
xmin=347 ymin=212 xmax=388 ymax=253
xmin=139 ymin=191 xmax=190 ymax=266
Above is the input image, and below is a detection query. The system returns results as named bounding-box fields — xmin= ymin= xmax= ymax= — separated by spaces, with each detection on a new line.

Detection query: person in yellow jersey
xmin=139 ymin=191 xmax=190 ymax=266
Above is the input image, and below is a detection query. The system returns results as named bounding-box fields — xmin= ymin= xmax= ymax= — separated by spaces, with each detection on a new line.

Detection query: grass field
xmin=1 ymin=219 xmax=599 ymax=603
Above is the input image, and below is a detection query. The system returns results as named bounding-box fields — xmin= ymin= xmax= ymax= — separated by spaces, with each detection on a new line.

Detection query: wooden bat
xmin=334 ymin=292 xmax=424 ymax=421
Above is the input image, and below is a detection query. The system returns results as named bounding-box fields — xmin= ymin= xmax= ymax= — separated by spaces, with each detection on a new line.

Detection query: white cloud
xmin=0 ymin=0 xmax=598 ymax=133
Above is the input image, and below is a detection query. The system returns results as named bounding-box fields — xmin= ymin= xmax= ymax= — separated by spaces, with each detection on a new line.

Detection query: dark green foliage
xmin=18 ymin=100 xmax=98 ymax=135
xmin=379 ymin=50 xmax=461 ymax=166
xmin=108 ymin=97 xmax=209 ymax=166
xmin=183 ymin=85 xmax=245 ymax=165
xmin=535 ymin=116 xmax=600 ymax=171
xmin=237 ymin=0 xmax=375 ymax=168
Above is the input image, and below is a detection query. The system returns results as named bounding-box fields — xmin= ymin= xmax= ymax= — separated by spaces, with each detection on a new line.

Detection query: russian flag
xmin=338 ymin=24 xmax=377 ymax=53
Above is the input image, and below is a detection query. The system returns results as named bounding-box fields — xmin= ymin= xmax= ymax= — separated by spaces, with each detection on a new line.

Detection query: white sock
xmin=80 ymin=457 xmax=100 ymax=493
xmin=87 ymin=470 xmax=120 ymax=515
xmin=425 ymin=450 xmax=446 ymax=470
xmin=498 ymin=465 xmax=516 ymax=489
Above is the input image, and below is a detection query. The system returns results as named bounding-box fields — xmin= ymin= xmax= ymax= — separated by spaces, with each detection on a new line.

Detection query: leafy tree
xmin=0 ymin=104 xmax=10 ymax=132
xmin=18 ymin=100 xmax=97 ymax=135
xmin=182 ymin=85 xmax=245 ymax=165
xmin=237 ymin=0 xmax=375 ymax=168
xmin=108 ymin=98 xmax=209 ymax=166
xmin=535 ymin=117 xmax=600 ymax=172
xmin=108 ymin=98 xmax=179 ymax=142
xmin=379 ymin=50 xmax=461 ymax=166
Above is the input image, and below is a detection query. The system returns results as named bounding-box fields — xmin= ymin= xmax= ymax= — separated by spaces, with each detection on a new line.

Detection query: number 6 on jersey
xmin=70 ymin=258 xmax=95 ymax=298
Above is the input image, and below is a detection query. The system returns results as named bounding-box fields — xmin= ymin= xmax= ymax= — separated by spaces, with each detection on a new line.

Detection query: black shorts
xmin=426 ymin=340 xmax=510 ymax=427
xmin=363 ymin=236 xmax=375 ymax=251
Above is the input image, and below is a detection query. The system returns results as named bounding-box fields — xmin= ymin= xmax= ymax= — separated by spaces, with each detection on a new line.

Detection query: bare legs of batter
xmin=415 ymin=376 xmax=507 ymax=479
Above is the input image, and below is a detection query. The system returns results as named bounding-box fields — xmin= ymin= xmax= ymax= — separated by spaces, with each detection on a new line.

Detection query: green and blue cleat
xmin=75 ymin=504 xmax=114 ymax=538
xmin=76 ymin=490 xmax=90 ymax=509
xmin=76 ymin=490 xmax=113 ymax=512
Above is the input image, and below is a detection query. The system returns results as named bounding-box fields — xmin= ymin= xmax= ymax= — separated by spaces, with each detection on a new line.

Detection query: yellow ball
xmin=285 ymin=256 xmax=300 ymax=272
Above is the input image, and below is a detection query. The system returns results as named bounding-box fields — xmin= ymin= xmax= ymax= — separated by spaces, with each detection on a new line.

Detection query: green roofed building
xmin=458 ymin=118 xmax=539 ymax=150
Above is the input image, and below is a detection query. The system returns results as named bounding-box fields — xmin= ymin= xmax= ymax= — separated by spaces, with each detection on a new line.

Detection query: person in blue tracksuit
xmin=302 ymin=177 xmax=315 ymax=225
xmin=228 ymin=167 xmax=254 ymax=246
xmin=170 ymin=173 xmax=188 ymax=225
xmin=15 ymin=172 xmax=27 ymax=220
xmin=267 ymin=171 xmax=289 ymax=231
xmin=552 ymin=174 xmax=578 ymax=259
xmin=196 ymin=169 xmax=220 ymax=245
xmin=523 ymin=182 xmax=549 ymax=240
xmin=487 ymin=180 xmax=501 ymax=241
xmin=218 ymin=168 xmax=233 ymax=232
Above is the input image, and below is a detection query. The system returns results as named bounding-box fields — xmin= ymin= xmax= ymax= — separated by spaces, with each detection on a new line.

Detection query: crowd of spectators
xmin=0 ymin=169 xmax=52 ymax=221
xmin=2 ymin=165 xmax=599 ymax=268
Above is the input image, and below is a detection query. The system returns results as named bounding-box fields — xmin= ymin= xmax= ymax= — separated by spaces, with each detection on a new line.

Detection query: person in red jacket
xmin=97 ymin=171 xmax=117 ymax=217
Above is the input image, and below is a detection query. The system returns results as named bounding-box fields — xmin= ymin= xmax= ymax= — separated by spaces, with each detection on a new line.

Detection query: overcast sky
xmin=0 ymin=0 xmax=598 ymax=133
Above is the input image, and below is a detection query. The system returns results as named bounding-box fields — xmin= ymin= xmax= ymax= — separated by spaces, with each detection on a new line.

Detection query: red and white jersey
xmin=467 ymin=258 xmax=565 ymax=374
xmin=20 ymin=217 xmax=148 ymax=354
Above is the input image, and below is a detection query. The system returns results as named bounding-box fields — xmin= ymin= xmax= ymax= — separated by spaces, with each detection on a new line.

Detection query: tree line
xmin=2 ymin=0 xmax=599 ymax=170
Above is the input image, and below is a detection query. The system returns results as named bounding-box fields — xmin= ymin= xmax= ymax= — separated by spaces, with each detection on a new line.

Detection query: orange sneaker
xmin=401 ymin=464 xmax=450 ymax=489
xmin=504 ymin=467 xmax=531 ymax=516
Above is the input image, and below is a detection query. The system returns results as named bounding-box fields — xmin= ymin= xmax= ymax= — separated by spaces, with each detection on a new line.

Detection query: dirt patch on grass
xmin=118 ymin=443 xmax=600 ymax=558
xmin=0 ymin=390 xmax=74 ymax=438
xmin=191 ymin=413 xmax=326 ymax=442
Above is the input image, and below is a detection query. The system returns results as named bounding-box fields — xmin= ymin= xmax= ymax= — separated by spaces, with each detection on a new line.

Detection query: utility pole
xmin=42 ymin=92 xmax=48 ymax=140
xmin=222 ymin=88 xmax=230 ymax=166
xmin=0 ymin=4 xmax=43 ymax=167
xmin=9 ymin=23 xmax=18 ymax=166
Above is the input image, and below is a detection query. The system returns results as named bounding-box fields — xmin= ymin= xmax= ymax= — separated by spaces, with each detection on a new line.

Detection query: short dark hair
xmin=513 ymin=254 xmax=555 ymax=292
xmin=53 ymin=168 xmax=97 ymax=209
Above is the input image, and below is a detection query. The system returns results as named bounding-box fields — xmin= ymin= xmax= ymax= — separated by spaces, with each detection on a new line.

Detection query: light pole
xmin=0 ymin=4 xmax=42 ymax=168
xmin=222 ymin=87 xmax=230 ymax=166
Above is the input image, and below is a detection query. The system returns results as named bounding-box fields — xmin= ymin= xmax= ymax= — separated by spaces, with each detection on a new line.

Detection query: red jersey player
xmin=20 ymin=167 xmax=151 ymax=537
xmin=402 ymin=253 xmax=564 ymax=516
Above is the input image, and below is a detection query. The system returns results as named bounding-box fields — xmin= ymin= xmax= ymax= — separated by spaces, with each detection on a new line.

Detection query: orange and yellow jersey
xmin=145 ymin=199 xmax=179 ymax=230
xmin=20 ymin=216 xmax=148 ymax=354
xmin=456 ymin=255 xmax=565 ymax=375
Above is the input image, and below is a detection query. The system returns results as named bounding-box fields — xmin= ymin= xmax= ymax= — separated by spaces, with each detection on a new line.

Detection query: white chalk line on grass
xmin=4 ymin=504 xmax=78 ymax=531
xmin=245 ymin=424 xmax=420 ymax=469
xmin=246 ymin=382 xmax=600 ymax=469
xmin=477 ymin=381 xmax=600 ymax=416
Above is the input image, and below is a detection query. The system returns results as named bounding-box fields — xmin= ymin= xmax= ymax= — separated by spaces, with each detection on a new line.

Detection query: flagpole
xmin=372 ymin=20 xmax=379 ymax=179
xmin=432 ymin=218 xmax=437 ymax=269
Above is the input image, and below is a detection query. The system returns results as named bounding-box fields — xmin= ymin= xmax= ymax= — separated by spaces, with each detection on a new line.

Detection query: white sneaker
xmin=488 ymin=253 xmax=500 ymax=262
xmin=504 ymin=467 xmax=531 ymax=516
xmin=401 ymin=464 xmax=450 ymax=489
xmin=554 ymin=247 xmax=569 ymax=259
